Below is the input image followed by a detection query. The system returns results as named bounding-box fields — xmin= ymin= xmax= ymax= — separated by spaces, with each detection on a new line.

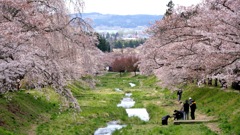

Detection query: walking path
xmin=196 ymin=112 xmax=221 ymax=134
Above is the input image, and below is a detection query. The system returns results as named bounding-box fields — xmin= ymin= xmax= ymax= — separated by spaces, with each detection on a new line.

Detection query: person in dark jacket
xmin=177 ymin=89 xmax=183 ymax=101
xmin=173 ymin=110 xmax=183 ymax=120
xmin=190 ymin=100 xmax=197 ymax=120
xmin=183 ymin=100 xmax=189 ymax=120
xmin=162 ymin=115 xmax=171 ymax=125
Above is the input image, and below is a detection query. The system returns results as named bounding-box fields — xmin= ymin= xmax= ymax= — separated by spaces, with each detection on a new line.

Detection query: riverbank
xmin=0 ymin=73 xmax=238 ymax=134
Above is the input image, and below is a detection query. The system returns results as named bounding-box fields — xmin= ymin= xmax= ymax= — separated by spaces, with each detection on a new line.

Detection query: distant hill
xmin=78 ymin=13 xmax=163 ymax=29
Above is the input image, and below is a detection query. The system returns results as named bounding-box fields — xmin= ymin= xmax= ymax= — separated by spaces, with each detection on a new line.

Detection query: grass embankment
xmin=183 ymin=86 xmax=240 ymax=135
xmin=0 ymin=72 xmax=238 ymax=134
xmin=0 ymin=89 xmax=61 ymax=135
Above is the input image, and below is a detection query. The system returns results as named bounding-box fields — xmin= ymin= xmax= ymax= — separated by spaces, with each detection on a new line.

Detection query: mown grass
xmin=1 ymin=72 xmax=238 ymax=134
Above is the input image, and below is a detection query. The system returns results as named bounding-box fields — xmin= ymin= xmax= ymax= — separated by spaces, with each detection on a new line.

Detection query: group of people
xmin=176 ymin=97 xmax=197 ymax=120
xmin=162 ymin=89 xmax=197 ymax=125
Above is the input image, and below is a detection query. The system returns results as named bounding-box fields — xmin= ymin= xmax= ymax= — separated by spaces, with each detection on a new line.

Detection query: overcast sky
xmin=79 ymin=0 xmax=202 ymax=15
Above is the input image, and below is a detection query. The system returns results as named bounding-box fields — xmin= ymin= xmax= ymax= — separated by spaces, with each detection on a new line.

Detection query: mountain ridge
xmin=78 ymin=12 xmax=163 ymax=29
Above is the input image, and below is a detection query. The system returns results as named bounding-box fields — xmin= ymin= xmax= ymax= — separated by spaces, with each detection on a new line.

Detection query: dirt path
xmin=27 ymin=114 xmax=51 ymax=135
xmin=28 ymin=124 xmax=37 ymax=135
xmin=195 ymin=112 xmax=221 ymax=134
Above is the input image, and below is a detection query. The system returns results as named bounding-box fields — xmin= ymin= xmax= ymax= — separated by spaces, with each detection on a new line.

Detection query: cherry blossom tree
xmin=0 ymin=0 xmax=103 ymax=111
xmin=125 ymin=56 xmax=139 ymax=75
xmin=139 ymin=0 xmax=239 ymax=88
xmin=111 ymin=57 xmax=126 ymax=76
xmin=111 ymin=55 xmax=139 ymax=76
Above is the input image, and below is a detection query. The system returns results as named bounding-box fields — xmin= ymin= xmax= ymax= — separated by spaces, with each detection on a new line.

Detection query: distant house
xmin=122 ymin=38 xmax=137 ymax=40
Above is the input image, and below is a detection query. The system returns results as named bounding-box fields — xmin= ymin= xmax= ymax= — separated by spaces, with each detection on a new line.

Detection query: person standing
xmin=183 ymin=100 xmax=189 ymax=120
xmin=179 ymin=101 xmax=184 ymax=111
xmin=190 ymin=100 xmax=197 ymax=120
xmin=189 ymin=97 xmax=193 ymax=104
xmin=177 ymin=89 xmax=183 ymax=101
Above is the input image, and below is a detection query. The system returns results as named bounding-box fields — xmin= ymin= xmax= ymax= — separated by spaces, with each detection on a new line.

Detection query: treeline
xmin=114 ymin=39 xmax=145 ymax=48
xmin=96 ymin=32 xmax=146 ymax=52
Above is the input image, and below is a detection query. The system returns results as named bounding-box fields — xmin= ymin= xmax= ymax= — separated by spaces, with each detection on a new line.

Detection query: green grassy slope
xmin=183 ymin=86 xmax=240 ymax=135
xmin=0 ymin=73 xmax=239 ymax=134
xmin=0 ymin=88 xmax=61 ymax=135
